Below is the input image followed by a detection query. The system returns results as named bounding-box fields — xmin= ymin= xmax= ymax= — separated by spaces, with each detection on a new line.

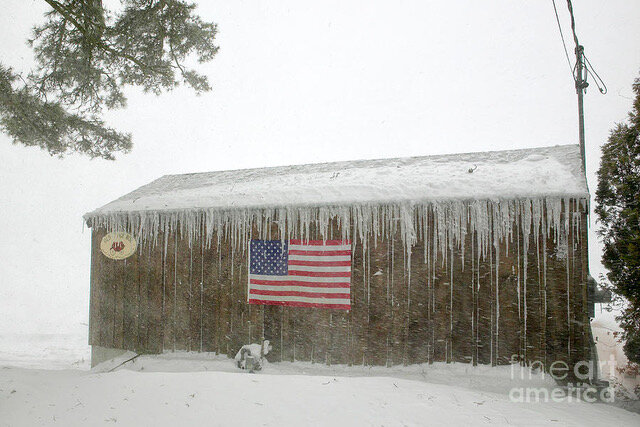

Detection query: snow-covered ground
xmin=1 ymin=334 xmax=639 ymax=426
xmin=0 ymin=334 xmax=90 ymax=371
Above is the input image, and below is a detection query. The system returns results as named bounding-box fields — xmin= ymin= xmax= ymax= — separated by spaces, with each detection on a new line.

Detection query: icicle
xmin=449 ymin=245 xmax=454 ymax=363
xmin=367 ymin=241 xmax=371 ymax=322
xmin=495 ymin=236 xmax=500 ymax=365
xmin=471 ymin=231 xmax=476 ymax=365
xmin=516 ymin=219 xmax=522 ymax=360
xmin=489 ymin=241 xmax=494 ymax=366
xmin=566 ymin=198 xmax=572 ymax=357
xmin=86 ymin=193 xmax=580 ymax=310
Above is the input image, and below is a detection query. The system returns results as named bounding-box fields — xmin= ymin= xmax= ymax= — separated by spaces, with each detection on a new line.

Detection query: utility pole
xmin=565 ymin=0 xmax=604 ymax=175
xmin=574 ymin=44 xmax=588 ymax=174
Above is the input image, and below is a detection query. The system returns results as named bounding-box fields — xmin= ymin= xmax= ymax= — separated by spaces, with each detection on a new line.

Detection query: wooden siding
xmin=89 ymin=203 xmax=590 ymax=371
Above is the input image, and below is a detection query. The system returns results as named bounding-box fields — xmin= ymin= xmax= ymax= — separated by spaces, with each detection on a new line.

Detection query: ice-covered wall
xmin=87 ymin=196 xmax=590 ymax=369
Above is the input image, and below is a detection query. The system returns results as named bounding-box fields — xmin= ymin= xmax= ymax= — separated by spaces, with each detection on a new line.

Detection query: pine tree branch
xmin=42 ymin=0 xmax=165 ymax=76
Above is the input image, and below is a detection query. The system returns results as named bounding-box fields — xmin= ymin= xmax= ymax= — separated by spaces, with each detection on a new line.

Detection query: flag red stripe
xmin=288 ymin=260 xmax=351 ymax=267
xmin=249 ymin=289 xmax=350 ymax=299
xmin=288 ymin=249 xmax=352 ymax=256
xmin=289 ymin=239 xmax=351 ymax=246
xmin=287 ymin=270 xmax=352 ymax=278
xmin=248 ymin=299 xmax=350 ymax=310
xmin=249 ymin=279 xmax=351 ymax=288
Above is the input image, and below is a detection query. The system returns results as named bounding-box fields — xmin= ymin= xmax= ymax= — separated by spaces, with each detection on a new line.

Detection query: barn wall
xmin=89 ymin=201 xmax=590 ymax=370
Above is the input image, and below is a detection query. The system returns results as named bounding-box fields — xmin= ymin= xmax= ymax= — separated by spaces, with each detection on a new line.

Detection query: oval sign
xmin=100 ymin=232 xmax=137 ymax=260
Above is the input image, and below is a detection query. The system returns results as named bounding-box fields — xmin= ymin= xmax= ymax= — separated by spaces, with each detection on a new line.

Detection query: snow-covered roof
xmin=86 ymin=144 xmax=588 ymax=218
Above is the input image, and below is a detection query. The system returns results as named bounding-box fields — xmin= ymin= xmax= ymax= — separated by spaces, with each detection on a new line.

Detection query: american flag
xmin=248 ymin=239 xmax=352 ymax=310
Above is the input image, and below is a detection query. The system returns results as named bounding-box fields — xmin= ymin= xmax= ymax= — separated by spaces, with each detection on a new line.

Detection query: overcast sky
xmin=1 ymin=0 xmax=639 ymax=334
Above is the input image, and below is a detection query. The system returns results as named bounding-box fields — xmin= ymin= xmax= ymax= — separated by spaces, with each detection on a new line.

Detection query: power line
xmin=551 ymin=0 xmax=575 ymax=82
xmin=584 ymin=53 xmax=608 ymax=94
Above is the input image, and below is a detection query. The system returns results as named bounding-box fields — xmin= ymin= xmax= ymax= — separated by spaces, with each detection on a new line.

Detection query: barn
xmin=85 ymin=144 xmax=592 ymax=374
